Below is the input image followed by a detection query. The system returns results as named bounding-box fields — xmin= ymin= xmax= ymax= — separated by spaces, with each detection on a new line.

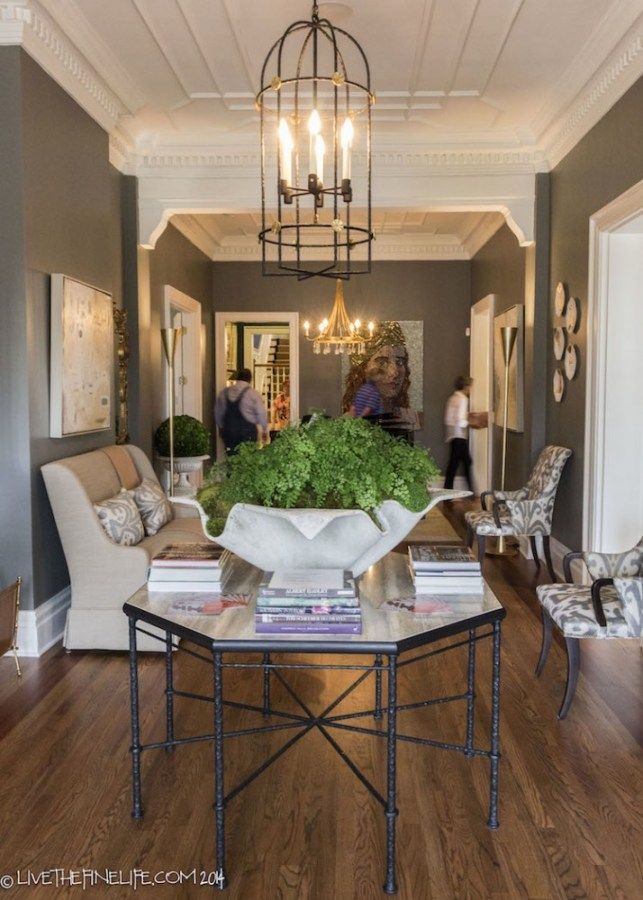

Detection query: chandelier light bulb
xmin=368 ymin=321 xmax=375 ymax=335
xmin=341 ymin=117 xmax=353 ymax=180
xmin=308 ymin=109 xmax=322 ymax=135
xmin=278 ymin=117 xmax=293 ymax=187
xmin=315 ymin=134 xmax=325 ymax=185
xmin=303 ymin=320 xmax=310 ymax=336
xmin=354 ymin=318 xmax=361 ymax=330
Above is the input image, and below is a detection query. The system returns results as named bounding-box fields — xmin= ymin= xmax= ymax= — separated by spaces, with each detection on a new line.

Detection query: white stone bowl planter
xmin=172 ymin=488 xmax=469 ymax=577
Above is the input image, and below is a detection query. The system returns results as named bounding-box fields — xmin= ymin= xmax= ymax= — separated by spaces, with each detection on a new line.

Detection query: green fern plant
xmin=197 ymin=417 xmax=440 ymax=536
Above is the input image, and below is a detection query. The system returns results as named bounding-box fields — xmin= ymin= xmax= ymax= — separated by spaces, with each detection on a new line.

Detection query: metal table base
xmin=127 ymin=617 xmax=502 ymax=895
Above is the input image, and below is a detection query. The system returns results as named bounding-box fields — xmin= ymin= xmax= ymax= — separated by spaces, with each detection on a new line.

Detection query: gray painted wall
xmin=212 ymin=261 xmax=472 ymax=471
xmin=129 ymin=224 xmax=215 ymax=459
xmin=19 ymin=51 xmax=124 ymax=609
xmin=548 ymin=77 xmax=643 ymax=549
xmin=470 ymin=224 xmax=527 ymax=488
xmin=0 ymin=48 xmax=33 ymax=605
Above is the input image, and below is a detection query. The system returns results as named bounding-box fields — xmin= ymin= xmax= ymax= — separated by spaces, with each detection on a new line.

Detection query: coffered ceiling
xmin=2 ymin=0 xmax=641 ymax=255
xmin=8 ymin=0 xmax=641 ymax=165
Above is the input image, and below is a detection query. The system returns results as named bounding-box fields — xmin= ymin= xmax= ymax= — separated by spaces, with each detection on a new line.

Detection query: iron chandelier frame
xmin=256 ymin=1 xmax=375 ymax=280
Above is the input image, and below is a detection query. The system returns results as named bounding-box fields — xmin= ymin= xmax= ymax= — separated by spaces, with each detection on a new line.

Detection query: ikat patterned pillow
xmin=132 ymin=477 xmax=173 ymax=536
xmin=94 ymin=489 xmax=145 ymax=546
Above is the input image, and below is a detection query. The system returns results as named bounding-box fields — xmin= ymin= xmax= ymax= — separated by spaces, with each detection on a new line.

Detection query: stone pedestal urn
xmin=159 ymin=454 xmax=210 ymax=496
xmin=172 ymin=489 xmax=469 ymax=577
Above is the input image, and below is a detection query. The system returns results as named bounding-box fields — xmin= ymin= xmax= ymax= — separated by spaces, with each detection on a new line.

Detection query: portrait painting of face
xmin=364 ymin=344 xmax=408 ymax=405
xmin=341 ymin=320 xmax=423 ymax=422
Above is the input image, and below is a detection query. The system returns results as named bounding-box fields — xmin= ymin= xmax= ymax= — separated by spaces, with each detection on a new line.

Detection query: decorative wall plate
xmin=553 ymin=327 xmax=566 ymax=361
xmin=554 ymin=282 xmax=567 ymax=317
xmin=553 ymin=368 xmax=565 ymax=403
xmin=564 ymin=344 xmax=578 ymax=380
xmin=566 ymin=296 xmax=578 ymax=333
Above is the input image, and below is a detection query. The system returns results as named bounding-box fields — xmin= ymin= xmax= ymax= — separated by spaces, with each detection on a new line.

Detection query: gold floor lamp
xmin=489 ymin=325 xmax=518 ymax=556
xmin=160 ymin=327 xmax=182 ymax=497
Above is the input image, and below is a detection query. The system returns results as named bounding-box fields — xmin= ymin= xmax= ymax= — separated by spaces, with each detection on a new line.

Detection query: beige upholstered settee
xmin=42 ymin=445 xmax=205 ymax=651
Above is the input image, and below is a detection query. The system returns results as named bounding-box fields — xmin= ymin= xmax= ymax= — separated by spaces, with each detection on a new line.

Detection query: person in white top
xmin=443 ymin=375 xmax=487 ymax=491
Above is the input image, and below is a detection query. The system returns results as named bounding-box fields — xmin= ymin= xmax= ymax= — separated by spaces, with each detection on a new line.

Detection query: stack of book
xmin=148 ymin=543 xmax=230 ymax=600
xmin=255 ymin=568 xmax=361 ymax=635
xmin=408 ymin=544 xmax=483 ymax=611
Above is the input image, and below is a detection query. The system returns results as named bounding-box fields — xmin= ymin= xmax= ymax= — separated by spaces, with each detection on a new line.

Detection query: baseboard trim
xmin=5 ymin=586 xmax=71 ymax=658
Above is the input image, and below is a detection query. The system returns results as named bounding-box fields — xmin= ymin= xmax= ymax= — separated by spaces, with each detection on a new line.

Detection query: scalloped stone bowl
xmin=173 ymin=489 xmax=469 ymax=577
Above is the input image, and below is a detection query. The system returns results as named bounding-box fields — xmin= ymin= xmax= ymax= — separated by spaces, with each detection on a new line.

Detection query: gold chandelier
xmin=303 ymin=279 xmax=375 ymax=354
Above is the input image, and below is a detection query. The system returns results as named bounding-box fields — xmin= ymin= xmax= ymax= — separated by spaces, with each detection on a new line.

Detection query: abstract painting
xmin=493 ymin=304 xmax=524 ymax=433
xmin=50 ymin=275 xmax=113 ymax=437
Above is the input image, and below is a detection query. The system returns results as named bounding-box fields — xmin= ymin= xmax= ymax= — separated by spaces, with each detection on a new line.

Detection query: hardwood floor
xmin=1 ymin=503 xmax=641 ymax=899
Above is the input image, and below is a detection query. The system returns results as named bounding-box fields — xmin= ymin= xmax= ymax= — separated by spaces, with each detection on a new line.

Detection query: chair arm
xmin=492 ymin=500 xmax=505 ymax=530
xmin=590 ymin=578 xmax=612 ymax=628
xmin=563 ymin=551 xmax=584 ymax=584
xmin=480 ymin=490 xmax=493 ymax=511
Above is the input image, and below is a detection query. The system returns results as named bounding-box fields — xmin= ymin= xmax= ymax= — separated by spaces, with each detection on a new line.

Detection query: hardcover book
xmin=255 ymin=613 xmax=362 ymax=624
xmin=409 ymin=544 xmax=480 ymax=571
xmin=255 ymin=622 xmax=362 ymax=635
xmin=256 ymin=595 xmax=359 ymax=608
xmin=152 ymin=544 xmax=230 ymax=568
xmin=259 ymin=569 xmax=356 ymax=598
xmin=148 ymin=567 xmax=223 ymax=583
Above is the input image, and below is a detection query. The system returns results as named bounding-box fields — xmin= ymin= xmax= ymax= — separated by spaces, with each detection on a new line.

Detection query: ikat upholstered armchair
xmin=465 ymin=445 xmax=572 ymax=579
xmin=535 ymin=537 xmax=643 ymax=718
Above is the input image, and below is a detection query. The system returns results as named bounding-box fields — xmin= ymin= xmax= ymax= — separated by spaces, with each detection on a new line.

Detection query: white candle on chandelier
xmin=368 ymin=321 xmax=375 ymax=336
xmin=308 ymin=109 xmax=321 ymax=175
xmin=354 ymin=318 xmax=361 ymax=330
xmin=315 ymin=134 xmax=325 ymax=185
xmin=303 ymin=320 xmax=310 ymax=336
xmin=341 ymin=116 xmax=354 ymax=181
xmin=278 ymin=118 xmax=293 ymax=187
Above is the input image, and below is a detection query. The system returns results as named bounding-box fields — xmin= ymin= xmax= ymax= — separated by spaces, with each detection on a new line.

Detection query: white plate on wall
xmin=553 ymin=327 xmax=566 ymax=361
xmin=554 ymin=282 xmax=567 ymax=317
xmin=564 ymin=344 xmax=578 ymax=380
xmin=553 ymin=368 xmax=565 ymax=402
xmin=566 ymin=296 xmax=579 ymax=333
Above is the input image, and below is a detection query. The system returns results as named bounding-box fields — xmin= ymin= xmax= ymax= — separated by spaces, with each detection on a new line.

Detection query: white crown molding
xmin=0 ymin=0 xmax=125 ymax=131
xmin=37 ymin=0 xmax=145 ymax=113
xmin=201 ymin=234 xmax=470 ymax=263
xmin=463 ymin=213 xmax=505 ymax=258
xmin=170 ymin=215 xmax=221 ymax=260
xmin=124 ymin=144 xmax=544 ymax=177
xmin=529 ymin=2 xmax=642 ymax=140
xmin=540 ymin=19 xmax=643 ymax=170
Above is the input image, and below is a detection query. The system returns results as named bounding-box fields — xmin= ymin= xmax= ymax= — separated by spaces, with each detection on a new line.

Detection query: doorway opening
xmin=584 ymin=180 xmax=643 ymax=551
xmin=163 ymin=286 xmax=203 ymax=420
xmin=215 ymin=311 xmax=300 ymax=458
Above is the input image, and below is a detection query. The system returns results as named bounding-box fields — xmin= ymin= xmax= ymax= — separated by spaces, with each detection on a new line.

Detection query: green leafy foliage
xmin=197 ymin=417 xmax=440 ymax=536
xmin=154 ymin=415 xmax=210 ymax=457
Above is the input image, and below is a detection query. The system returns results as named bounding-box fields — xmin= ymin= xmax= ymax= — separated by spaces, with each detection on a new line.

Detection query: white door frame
xmin=469 ymin=294 xmax=495 ymax=492
xmin=583 ymin=179 xmax=643 ymax=550
xmin=214 ymin=311 xmax=300 ymax=455
xmin=164 ymin=285 xmax=203 ymax=420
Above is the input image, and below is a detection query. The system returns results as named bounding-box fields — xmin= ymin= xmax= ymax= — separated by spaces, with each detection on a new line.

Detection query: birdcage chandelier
xmin=256 ymin=1 xmax=374 ymax=280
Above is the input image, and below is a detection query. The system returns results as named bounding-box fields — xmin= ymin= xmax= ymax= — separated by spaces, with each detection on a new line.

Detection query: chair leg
xmin=529 ymin=536 xmax=541 ymax=571
xmin=466 ymin=523 xmax=474 ymax=548
xmin=558 ymin=637 xmax=581 ymax=720
xmin=543 ymin=536 xmax=556 ymax=582
xmin=476 ymin=534 xmax=486 ymax=565
xmin=535 ymin=609 xmax=552 ymax=676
